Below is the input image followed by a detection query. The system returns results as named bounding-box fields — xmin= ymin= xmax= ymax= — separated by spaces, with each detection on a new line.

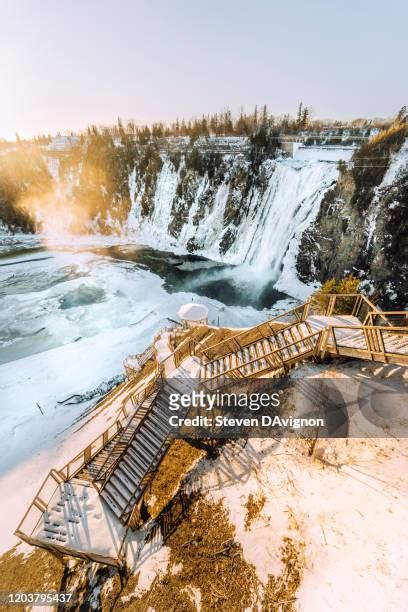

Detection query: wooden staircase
xmin=199 ymin=295 xmax=408 ymax=390
xmin=200 ymin=321 xmax=322 ymax=389
xmin=15 ymin=292 xmax=408 ymax=564
xmin=97 ymin=377 xmax=194 ymax=524
xmin=76 ymin=392 xmax=158 ymax=482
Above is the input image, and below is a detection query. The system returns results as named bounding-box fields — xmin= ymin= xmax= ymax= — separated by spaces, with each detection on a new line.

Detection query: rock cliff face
xmin=296 ymin=126 xmax=407 ymax=308
xmin=126 ymin=150 xmax=338 ymax=281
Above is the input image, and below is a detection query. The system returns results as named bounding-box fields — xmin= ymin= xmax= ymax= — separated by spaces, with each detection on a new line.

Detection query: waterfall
xmin=126 ymin=156 xmax=338 ymax=283
xmin=241 ymin=161 xmax=338 ymax=275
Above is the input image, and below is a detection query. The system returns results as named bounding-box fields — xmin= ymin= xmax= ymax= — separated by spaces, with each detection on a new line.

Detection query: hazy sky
xmin=0 ymin=0 xmax=406 ymax=139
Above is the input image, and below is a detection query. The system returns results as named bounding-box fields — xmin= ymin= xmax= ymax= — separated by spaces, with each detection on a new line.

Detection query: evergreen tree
xmin=396 ymin=106 xmax=407 ymax=124
xmin=261 ymin=104 xmax=268 ymax=128
xmin=209 ymin=114 xmax=218 ymax=136
xmin=297 ymin=102 xmax=303 ymax=126
xmin=253 ymin=105 xmax=258 ymax=130
xmin=301 ymin=106 xmax=309 ymax=129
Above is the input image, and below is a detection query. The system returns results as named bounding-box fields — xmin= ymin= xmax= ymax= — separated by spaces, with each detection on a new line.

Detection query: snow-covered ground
xmin=294 ymin=145 xmax=356 ymax=162
xmin=130 ymin=362 xmax=408 ymax=611
xmin=207 ymin=436 xmax=408 ymax=611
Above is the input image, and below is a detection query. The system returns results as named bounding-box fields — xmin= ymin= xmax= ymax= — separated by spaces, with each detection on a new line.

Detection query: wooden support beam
xmin=377 ymin=328 xmax=387 ymax=363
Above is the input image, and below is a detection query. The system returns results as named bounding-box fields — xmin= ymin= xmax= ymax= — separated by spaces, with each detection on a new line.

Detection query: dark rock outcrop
xmin=296 ymin=125 xmax=407 ymax=308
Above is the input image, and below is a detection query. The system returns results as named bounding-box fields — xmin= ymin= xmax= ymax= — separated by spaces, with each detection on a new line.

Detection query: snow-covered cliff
xmin=126 ymin=156 xmax=338 ymax=281
xmin=1 ymin=128 xmax=407 ymax=305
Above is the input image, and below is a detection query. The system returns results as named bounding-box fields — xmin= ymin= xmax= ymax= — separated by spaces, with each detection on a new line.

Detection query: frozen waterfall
xmin=126 ymin=157 xmax=338 ymax=281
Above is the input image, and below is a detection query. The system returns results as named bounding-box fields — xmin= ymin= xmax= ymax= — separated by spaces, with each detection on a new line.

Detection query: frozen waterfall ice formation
xmin=126 ymin=157 xmax=338 ymax=281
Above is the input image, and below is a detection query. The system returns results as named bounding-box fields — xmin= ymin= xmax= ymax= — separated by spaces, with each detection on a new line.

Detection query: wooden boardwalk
xmin=199 ymin=295 xmax=408 ymax=390
xmin=15 ymin=292 xmax=408 ymax=566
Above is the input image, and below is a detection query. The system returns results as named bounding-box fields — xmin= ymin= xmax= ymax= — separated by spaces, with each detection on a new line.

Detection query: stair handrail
xmin=363 ymin=310 xmax=407 ymax=326
xmin=120 ymin=388 xmax=195 ymax=524
xmin=15 ymin=470 xmax=64 ymax=545
xmin=202 ymin=329 xmax=323 ymax=387
xmin=124 ymin=345 xmax=156 ymax=379
xmin=201 ymin=318 xmax=317 ymax=365
xmin=97 ymin=373 xmax=166 ymax=490
xmin=94 ymin=375 xmax=162 ymax=484
xmin=157 ymin=333 xmax=202 ymax=375
xmin=198 ymin=306 xmax=309 ymax=361
xmin=130 ymin=372 xmax=161 ymax=407
xmin=199 ymin=292 xmax=387 ymax=361
xmin=137 ymin=343 xmax=155 ymax=365
xmin=61 ymin=402 xmax=130 ymax=480
xmin=119 ymin=432 xmax=172 ymax=523
xmin=323 ymin=323 xmax=407 ymax=364
xmin=307 ymin=292 xmax=382 ymax=320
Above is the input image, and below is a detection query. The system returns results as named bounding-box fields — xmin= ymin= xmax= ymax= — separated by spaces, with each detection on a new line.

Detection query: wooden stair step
xmin=100 ymin=490 xmax=123 ymax=519
xmin=130 ymin=435 xmax=158 ymax=459
xmin=120 ymin=455 xmax=145 ymax=481
xmin=148 ymin=404 xmax=170 ymax=426
xmin=110 ymin=471 xmax=137 ymax=497
xmin=115 ymin=463 xmax=140 ymax=489
xmin=103 ymin=481 xmax=128 ymax=510
xmin=137 ymin=426 xmax=163 ymax=450
xmin=127 ymin=446 xmax=153 ymax=471
xmin=230 ymin=352 xmax=238 ymax=370
xmin=144 ymin=415 xmax=168 ymax=438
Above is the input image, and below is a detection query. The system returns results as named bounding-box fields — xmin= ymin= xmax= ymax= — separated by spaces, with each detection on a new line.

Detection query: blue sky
xmin=0 ymin=0 xmax=406 ymax=139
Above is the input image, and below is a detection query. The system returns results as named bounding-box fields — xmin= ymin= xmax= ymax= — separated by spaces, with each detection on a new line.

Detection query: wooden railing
xmin=130 ymin=372 xmax=161 ymax=408
xmin=199 ymin=293 xmax=385 ymax=362
xmin=156 ymin=335 xmax=202 ymax=374
xmin=14 ymin=466 xmax=122 ymax=567
xmin=169 ymin=325 xmax=210 ymax=362
xmin=15 ymin=395 xmax=132 ymax=548
xmin=124 ymin=343 xmax=155 ymax=378
xmin=323 ymin=325 xmax=408 ymax=364
xmin=364 ymin=311 xmax=408 ymax=327
xmin=60 ymin=404 xmax=130 ymax=481
xmin=15 ymin=469 xmax=64 ymax=548
xmin=201 ymin=330 xmax=323 ymax=389
xmin=306 ymin=292 xmax=381 ymax=322
xmin=14 ymin=367 xmax=164 ymax=563
xmin=198 ymin=304 xmax=308 ymax=362
xmin=118 ymin=433 xmax=172 ymax=523
xmin=95 ymin=374 xmax=164 ymax=485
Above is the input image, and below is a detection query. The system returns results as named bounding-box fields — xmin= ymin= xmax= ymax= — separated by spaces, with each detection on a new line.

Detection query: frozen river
xmin=0 ymin=236 xmax=294 ymax=366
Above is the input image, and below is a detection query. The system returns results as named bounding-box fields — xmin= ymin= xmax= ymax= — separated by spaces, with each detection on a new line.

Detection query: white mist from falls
xmin=126 ymin=157 xmax=338 ymax=297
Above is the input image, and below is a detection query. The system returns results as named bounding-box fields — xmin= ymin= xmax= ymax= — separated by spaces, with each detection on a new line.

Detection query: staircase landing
xmin=31 ymin=481 xmax=126 ymax=565
xmin=307 ymin=314 xmax=362 ymax=331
